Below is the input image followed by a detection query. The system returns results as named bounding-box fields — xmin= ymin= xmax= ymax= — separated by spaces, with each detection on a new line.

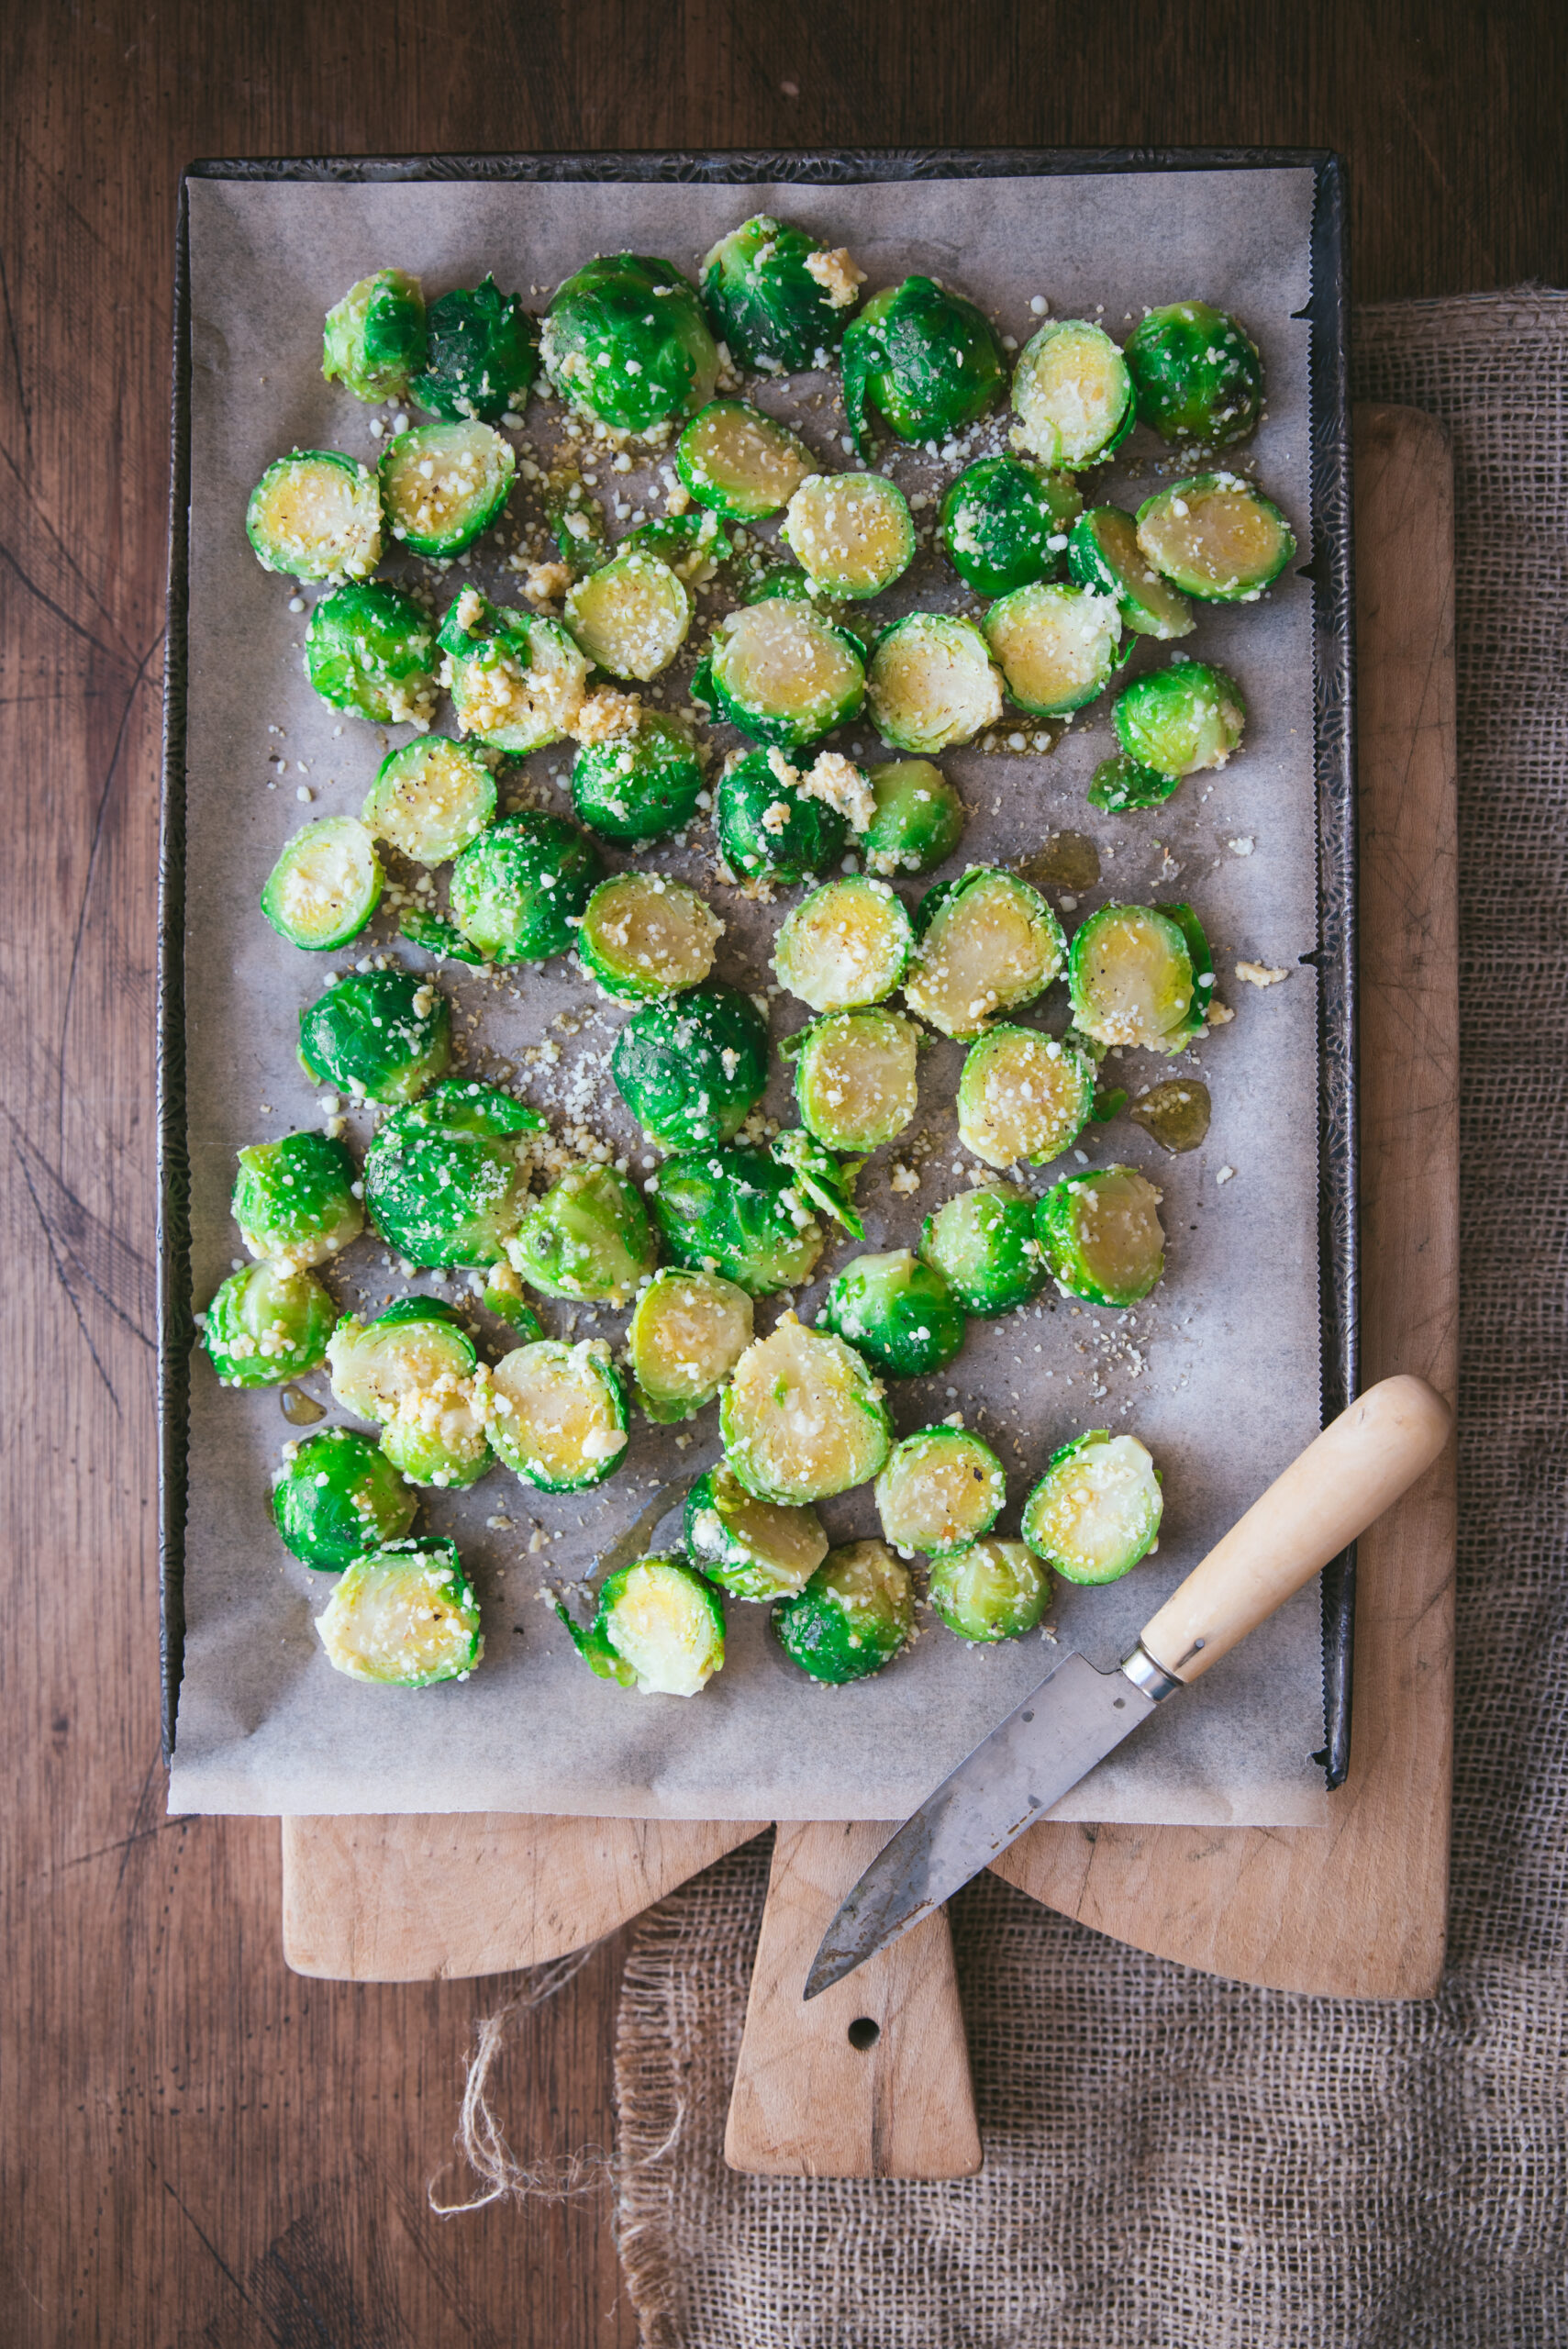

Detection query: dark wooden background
xmin=3 ymin=3 xmax=1561 ymax=2340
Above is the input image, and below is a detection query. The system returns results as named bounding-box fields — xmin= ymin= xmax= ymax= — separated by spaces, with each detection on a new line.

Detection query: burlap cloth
xmin=609 ymin=292 xmax=1568 ymax=2347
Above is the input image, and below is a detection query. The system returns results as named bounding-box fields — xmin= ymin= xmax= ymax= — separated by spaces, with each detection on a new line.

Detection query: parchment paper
xmin=170 ymin=168 xmax=1336 ymax=1824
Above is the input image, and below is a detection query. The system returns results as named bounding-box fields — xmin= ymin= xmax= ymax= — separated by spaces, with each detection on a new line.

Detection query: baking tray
xmin=157 ymin=147 xmax=1355 ymax=1782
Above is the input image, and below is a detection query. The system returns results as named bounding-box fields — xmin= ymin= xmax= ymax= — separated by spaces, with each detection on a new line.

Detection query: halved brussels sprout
xmin=380 ymin=1375 xmax=494 ymax=1489
xmin=842 ymin=277 xmax=1005 ymax=455
xmin=541 ymin=254 xmax=718 ymax=432
xmin=247 ymin=451 xmax=382 ymax=584
xmin=272 ymin=1426 xmax=417 ymax=1569
xmin=628 ymin=1266 xmax=753 ymax=1422
xmin=203 ymin=1261 xmax=337 ymax=1388
xmin=328 ymin=1296 xmax=478 ymax=1421
xmin=1113 ymin=662 xmax=1246 ymax=777
xmin=866 ymin=612 xmax=1004 ymax=756
xmin=905 ymin=865 xmax=1066 ymax=1041
xmin=363 ymin=1080 xmax=544 ymax=1268
xmin=1086 ymin=754 xmax=1181 ymax=813
xmin=1036 ymin=1166 xmax=1165 ymax=1308
xmin=862 ymin=760 xmax=965 ymax=876
xmin=1135 ymin=473 xmax=1296 ymax=601
xmin=873 ymin=1423 xmax=1006 ymax=1559
xmin=481 ymin=1259 xmax=547 ymax=1336
xmin=720 ymin=1314 xmax=891 ymax=1505
xmin=379 ymin=420 xmax=515 ymax=557
xmin=1129 ymin=1076 xmax=1212 ymax=1154
xmin=700 ymin=215 xmax=864 ymax=373
xmin=772 ymin=1540 xmax=913 ymax=1682
xmin=297 ymin=967 xmax=450 ymax=1106
xmin=486 ymin=1337 xmax=628 ymax=1490
xmin=305 ymin=582 xmax=439 ymax=728
xmin=322 ymin=269 xmax=426 ymax=404
xmin=362 ymin=736 xmax=497 ymax=866
xmin=773 ymin=876 xmax=912 ymax=1013
xmin=783 ymin=472 xmax=915 ymax=600
xmin=611 ymin=985 xmax=768 ymax=1152
xmin=677 ymin=400 xmax=813 ymax=521
xmin=821 ymin=1250 xmax=965 ymax=1379
xmin=506 ymin=1163 xmax=657 ymax=1307
xmin=792 ymin=1007 xmax=918 ymax=1153
xmin=411 ymin=275 xmax=538 ymax=422
xmin=261 ymin=817 xmax=383 ymax=952
xmin=928 ymin=1539 xmax=1048 ymax=1642
xmin=571 ymin=709 xmax=704 ymax=842
xmin=1011 ymin=319 xmax=1134 ymax=470
xmin=1124 ymin=301 xmax=1263 ymax=448
xmin=957 ymin=1025 xmax=1095 ymax=1170
xmin=232 ymin=1130 xmax=362 ymax=1270
xmin=919 ymin=1181 xmax=1045 ymax=1317
xmin=650 ymin=1146 xmax=824 ymax=1297
xmin=448 ymin=808 xmax=603 ymax=963
xmin=561 ymin=1555 xmax=724 ymax=1696
xmin=939 ymin=457 xmax=1082 ymax=596
xmin=578 ymin=874 xmax=720 ymax=1003
xmin=439 ymin=590 xmax=590 ymax=752
xmin=1067 ymin=506 xmax=1195 ymax=641
xmin=621 ymin=507 xmax=730 ymax=586
xmin=316 ymin=1534 xmax=483 ymax=1687
xmin=683 ymin=1462 xmax=828 ymax=1600
xmin=1022 ymin=1429 xmax=1163 ymax=1582
xmin=1067 ymin=901 xmax=1211 ymax=1052
xmin=982 ymin=584 xmax=1122 ymax=718
xmin=700 ymin=600 xmax=866 ymax=750
xmin=716 ymin=746 xmax=850 ymax=885
xmin=564 ymin=548 xmax=691 ymax=683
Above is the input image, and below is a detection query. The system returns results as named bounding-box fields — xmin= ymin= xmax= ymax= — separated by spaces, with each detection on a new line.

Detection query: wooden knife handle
xmin=1137 ymin=1375 xmax=1452 ymax=1686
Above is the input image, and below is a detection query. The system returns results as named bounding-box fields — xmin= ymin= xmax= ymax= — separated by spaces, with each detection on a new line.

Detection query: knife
xmin=804 ymin=1374 xmax=1452 ymax=2000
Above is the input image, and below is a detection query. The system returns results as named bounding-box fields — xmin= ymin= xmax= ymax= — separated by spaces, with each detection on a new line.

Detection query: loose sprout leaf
xmin=1129 ymin=1077 xmax=1212 ymax=1154
xmin=399 ymin=908 xmax=486 ymax=965
xmin=1086 ymin=754 xmax=1181 ymax=813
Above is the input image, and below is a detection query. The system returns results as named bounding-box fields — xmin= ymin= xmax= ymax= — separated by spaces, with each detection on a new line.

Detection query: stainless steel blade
xmin=804 ymin=1650 xmax=1159 ymax=1998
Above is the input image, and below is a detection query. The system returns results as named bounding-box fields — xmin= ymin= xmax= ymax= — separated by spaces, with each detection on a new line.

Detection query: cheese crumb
xmin=804 ymin=247 xmax=866 ymax=309
xmin=1216 ymin=1164 xmax=1236 ymax=1186
xmin=802 ymin=751 xmax=875 ymax=832
xmin=1235 ymin=961 xmax=1288 ymax=988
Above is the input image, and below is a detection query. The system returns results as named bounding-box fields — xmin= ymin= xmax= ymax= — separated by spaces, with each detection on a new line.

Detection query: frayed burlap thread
xmin=611 ymin=291 xmax=1568 ymax=2349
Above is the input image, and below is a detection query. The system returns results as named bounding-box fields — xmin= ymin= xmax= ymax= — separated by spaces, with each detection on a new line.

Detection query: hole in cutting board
xmin=847 ymin=2017 xmax=880 ymax=2052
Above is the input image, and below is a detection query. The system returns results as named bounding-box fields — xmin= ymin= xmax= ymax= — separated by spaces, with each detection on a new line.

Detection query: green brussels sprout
xmin=398 ymin=907 xmax=486 ymax=964
xmin=560 ymin=1555 xmax=724 ymax=1695
xmin=938 ymin=457 xmax=1082 ymax=596
xmin=378 ymin=1375 xmax=494 ymax=1490
xmin=1036 ymin=1165 xmax=1166 ymax=1308
xmin=297 ymin=967 xmax=451 ymax=1106
xmin=628 ymin=1266 xmax=753 ymax=1422
xmin=261 ymin=816 xmax=383 ymax=952
xmin=481 ymin=1259 xmax=547 ymax=1335
xmin=982 ymin=583 xmax=1122 ymax=718
xmin=316 ymin=1534 xmax=483 ymax=1687
xmin=541 ymin=253 xmax=718 ymax=433
xmin=1086 ymin=754 xmax=1181 ymax=814
xmin=232 ymin=1130 xmax=362 ymax=1271
xmin=246 ymin=450 xmax=382 ymax=584
xmin=1067 ymin=901 xmax=1212 ymax=1052
xmin=1135 ymin=473 xmax=1296 ymax=602
xmin=700 ymin=215 xmax=864 ymax=373
xmin=698 ymin=600 xmax=865 ymax=750
xmin=772 ymin=1539 xmax=912 ymax=1683
xmin=1022 ymin=1429 xmax=1162 ymax=1583
xmin=562 ymin=547 xmax=691 ymax=684
xmin=874 ymin=1423 xmax=1006 ymax=1559
xmin=202 ymin=1261 xmax=338 ymax=1388
xmin=363 ymin=1080 xmax=545 ymax=1269
xmin=865 ymin=612 xmax=1004 ymax=755
xmin=770 ymin=1127 xmax=864 ymax=1238
xmin=1113 ymin=661 xmax=1246 ymax=777
xmin=439 ymin=588 xmax=590 ymax=752
xmin=716 ymin=746 xmax=850 ymax=885
xmin=861 ymin=760 xmax=965 ymax=877
xmin=821 ymin=1250 xmax=965 ymax=1379
xmin=782 ymin=473 xmax=916 ymax=601
xmin=957 ymin=1025 xmax=1095 ymax=1170
xmin=1124 ymin=300 xmax=1263 ymax=448
xmin=610 ymin=984 xmax=769 ymax=1152
xmin=1129 ymin=1076 xmax=1212 ymax=1155
xmin=905 ymin=865 xmax=1066 ymax=1041
xmin=919 ymin=1180 xmax=1045 ymax=1317
xmin=650 ymin=1147 xmax=825 ymax=1298
xmin=506 ymin=1163 xmax=657 ymax=1307
xmin=1011 ymin=319 xmax=1134 ymax=470
xmin=677 ymin=400 xmax=813 ymax=521
xmin=578 ymin=874 xmax=721 ymax=1003
xmin=544 ymin=462 xmax=611 ymax=577
xmin=378 ymin=419 xmax=515 ymax=558
xmin=928 ymin=1539 xmax=1049 ymax=1643
xmin=841 ymin=276 xmax=1006 ymax=455
xmin=743 ymin=560 xmax=817 ymax=606
xmin=621 ymin=507 xmax=730 ymax=585
xmin=448 ymin=808 xmax=603 ymax=963
xmin=683 ymin=1462 xmax=828 ymax=1600
xmin=322 ymin=269 xmax=427 ymax=404
xmin=272 ymin=1426 xmax=417 ymax=1569
xmin=327 ymin=1296 xmax=478 ymax=1420
xmin=361 ymin=736 xmax=497 ymax=868
xmin=411 ymin=275 xmax=539 ymax=422
xmin=571 ymin=709 xmax=705 ymax=843
xmin=305 ymin=581 xmax=439 ymax=728
xmin=773 ymin=876 xmax=912 ymax=1014
xmin=792 ymin=1006 xmax=918 ymax=1153
xmin=721 ymin=1314 xmax=891 ymax=1505
xmin=486 ymin=1336 xmax=628 ymax=1490
xmin=1066 ymin=507 xmax=1195 ymax=641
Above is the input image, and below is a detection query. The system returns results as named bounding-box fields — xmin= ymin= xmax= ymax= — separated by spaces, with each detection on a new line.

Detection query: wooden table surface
xmin=4 ymin=5 xmax=1562 ymax=2340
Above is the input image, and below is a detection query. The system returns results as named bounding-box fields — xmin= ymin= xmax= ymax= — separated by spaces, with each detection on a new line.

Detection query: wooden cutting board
xmin=282 ymin=404 xmax=1458 ymax=2176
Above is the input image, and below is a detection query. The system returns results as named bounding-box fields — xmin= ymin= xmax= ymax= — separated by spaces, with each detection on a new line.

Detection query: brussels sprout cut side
xmin=773 ymin=877 xmax=912 ymax=1014
xmin=905 ymin=866 xmax=1065 ymax=1041
xmin=261 ymin=817 xmax=383 ymax=952
xmin=822 ymin=1251 xmax=966 ymax=1380
xmin=440 ymin=590 xmax=590 ymax=753
xmin=380 ymin=1378 xmax=495 ymax=1490
xmin=716 ymin=748 xmax=850 ymax=885
xmin=1124 ymin=301 xmax=1263 ymax=449
xmin=1067 ymin=507 xmax=1195 ymax=641
xmin=449 ymin=808 xmax=603 ymax=963
xmin=233 ymin=1130 xmax=363 ymax=1270
xmin=721 ymin=1315 xmax=891 ymax=1506
xmin=487 ymin=1337 xmax=629 ymax=1490
xmin=929 ymin=1540 xmax=1049 ymax=1644
xmin=316 ymin=1536 xmax=483 ymax=1688
xmin=323 ymin=269 xmax=427 ymax=404
xmin=564 ymin=549 xmax=691 ymax=684
xmin=983 ymin=584 xmax=1122 ymax=718
xmin=298 ymin=966 xmax=450 ymax=1106
xmin=1067 ymin=901 xmax=1212 ymax=1052
xmin=204 ymin=1262 xmax=338 ymax=1388
xmin=579 ymin=874 xmax=721 ymax=1002
xmin=1114 ymin=662 xmax=1246 ymax=779
xmin=874 ymin=1424 xmax=1006 ymax=1559
xmin=700 ymin=215 xmax=864 ymax=374
xmin=362 ymin=737 xmax=497 ymax=867
xmin=793 ymin=1007 xmax=918 ymax=1154
xmin=562 ymin=1557 xmax=724 ymax=1697
xmin=272 ymin=1427 xmax=417 ymax=1569
xmin=507 ymin=1163 xmax=657 ymax=1307
xmin=684 ymin=1463 xmax=828 ymax=1601
xmin=628 ymin=1268 xmax=753 ymax=1423
xmin=862 ymin=761 xmax=966 ymax=876
xmin=611 ymin=985 xmax=770 ymax=1152
xmin=783 ymin=473 xmax=915 ymax=601
xmin=328 ymin=1297 xmax=478 ymax=1422
xmin=919 ymin=1181 xmax=1045 ymax=1318
xmin=841 ymin=276 xmax=1005 ymax=455
xmin=305 ymin=583 xmax=439 ymax=729
xmin=957 ymin=1026 xmax=1096 ymax=1170
xmin=542 ymin=253 xmax=718 ymax=434
xmin=1037 ymin=1166 xmax=1166 ymax=1308
xmin=411 ymin=275 xmax=538 ymax=422
xmin=1022 ymin=1431 xmax=1163 ymax=1584
xmin=247 ymin=451 xmax=382 ymax=584
xmin=677 ymin=401 xmax=812 ymax=521
xmin=379 ymin=420 xmax=515 ymax=557
xmin=939 ymin=457 xmax=1082 ymax=598
xmin=651 ymin=1145 xmax=825 ymax=1298
xmin=571 ymin=710 xmax=705 ymax=843
xmin=1087 ymin=755 xmax=1182 ymax=814
xmin=1011 ymin=319 xmax=1134 ymax=470
xmin=866 ymin=613 xmax=1004 ymax=756
xmin=702 ymin=601 xmax=866 ymax=751
xmin=363 ymin=1081 xmax=544 ymax=1270
xmin=1136 ymin=474 xmax=1296 ymax=602
xmin=773 ymin=1541 xmax=913 ymax=1684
